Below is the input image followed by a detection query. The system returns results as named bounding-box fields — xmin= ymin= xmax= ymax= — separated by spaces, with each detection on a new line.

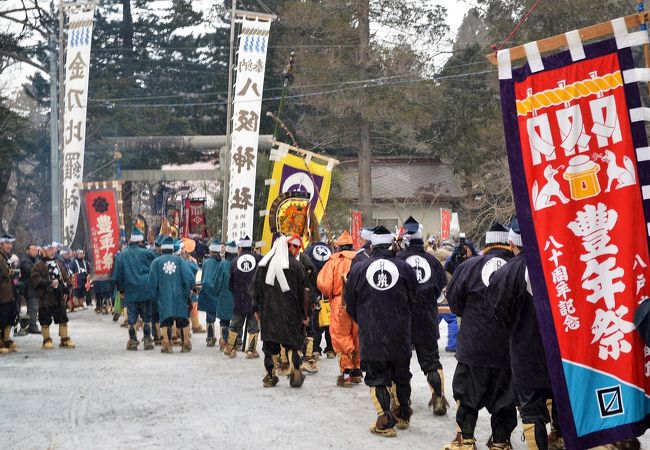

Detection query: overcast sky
xmin=0 ymin=1 xmax=471 ymax=98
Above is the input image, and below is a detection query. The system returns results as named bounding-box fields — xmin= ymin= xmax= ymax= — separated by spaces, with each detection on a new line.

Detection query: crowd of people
xmin=0 ymin=218 xmax=643 ymax=450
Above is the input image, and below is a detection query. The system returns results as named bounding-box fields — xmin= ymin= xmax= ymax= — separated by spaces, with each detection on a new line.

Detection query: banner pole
xmin=487 ymin=12 xmax=650 ymax=64
xmin=221 ymin=0 xmax=237 ymax=242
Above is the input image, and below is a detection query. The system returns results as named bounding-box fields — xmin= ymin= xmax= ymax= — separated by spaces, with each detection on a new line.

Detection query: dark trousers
xmin=161 ymin=317 xmax=189 ymax=328
xmin=0 ymin=301 xmax=16 ymax=329
xmin=26 ymin=296 xmax=38 ymax=329
xmin=515 ymin=385 xmax=555 ymax=449
xmin=95 ymin=292 xmax=111 ymax=309
xmin=453 ymin=362 xmax=517 ymax=443
xmin=38 ymin=303 xmax=68 ymax=326
xmin=414 ymin=339 xmax=443 ymax=374
xmin=363 ymin=359 xmax=412 ymax=417
xmin=313 ymin=326 xmax=333 ymax=353
xmin=230 ymin=313 xmax=259 ymax=334
xmin=152 ymin=300 xmax=159 ymax=323
xmin=127 ymin=301 xmax=153 ymax=338
xmin=263 ymin=341 xmax=300 ymax=376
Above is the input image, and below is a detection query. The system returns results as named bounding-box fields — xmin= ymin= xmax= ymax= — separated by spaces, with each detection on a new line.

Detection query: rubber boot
xmin=181 ymin=327 xmax=192 ymax=353
xmin=59 ymin=324 xmax=75 ymax=348
xmin=246 ymin=332 xmax=259 ymax=359
xmin=369 ymin=386 xmax=397 ymax=437
xmin=288 ymin=349 xmax=305 ymax=388
xmin=428 ymin=368 xmax=449 ymax=415
xmin=206 ymin=323 xmax=217 ymax=347
xmin=160 ymin=326 xmax=173 ymax=353
xmin=3 ymin=326 xmax=16 ymax=352
xmin=300 ymin=337 xmax=319 ymax=373
xmin=126 ymin=325 xmax=139 ymax=350
xmin=41 ymin=325 xmax=53 ymax=350
xmin=224 ymin=330 xmax=238 ymax=358
xmin=190 ymin=314 xmax=204 ymax=333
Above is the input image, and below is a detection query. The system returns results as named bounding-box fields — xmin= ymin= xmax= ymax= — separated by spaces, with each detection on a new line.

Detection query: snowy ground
xmin=0 ymin=311 xmax=648 ymax=450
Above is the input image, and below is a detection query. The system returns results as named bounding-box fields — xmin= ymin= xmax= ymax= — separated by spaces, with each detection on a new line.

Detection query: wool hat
xmin=0 ymin=233 xmax=15 ymax=243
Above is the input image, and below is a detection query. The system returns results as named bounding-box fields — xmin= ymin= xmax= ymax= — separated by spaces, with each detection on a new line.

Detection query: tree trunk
xmin=358 ymin=118 xmax=372 ymax=221
xmin=121 ymin=0 xmax=134 ymax=77
xmin=0 ymin=167 xmax=12 ymax=228
xmin=357 ymin=0 xmax=373 ymax=221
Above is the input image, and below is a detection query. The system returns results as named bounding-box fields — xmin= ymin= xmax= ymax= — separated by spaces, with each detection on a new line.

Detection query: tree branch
xmin=0 ymin=49 xmax=47 ymax=72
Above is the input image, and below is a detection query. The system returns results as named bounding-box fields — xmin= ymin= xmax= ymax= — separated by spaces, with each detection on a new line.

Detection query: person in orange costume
xmin=317 ymin=230 xmax=362 ymax=387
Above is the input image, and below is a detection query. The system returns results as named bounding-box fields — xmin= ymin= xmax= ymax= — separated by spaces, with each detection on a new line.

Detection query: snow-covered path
xmin=0 ymin=310 xmax=646 ymax=449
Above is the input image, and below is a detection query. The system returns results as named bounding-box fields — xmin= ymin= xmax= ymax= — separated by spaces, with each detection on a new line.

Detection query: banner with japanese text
xmin=500 ymin=38 xmax=650 ymax=448
xmin=440 ymin=208 xmax=451 ymax=240
xmin=81 ymin=184 xmax=123 ymax=279
xmin=226 ymin=18 xmax=271 ymax=242
xmin=62 ymin=6 xmax=95 ymax=246
xmin=351 ymin=210 xmax=363 ymax=250
xmin=260 ymin=144 xmax=336 ymax=254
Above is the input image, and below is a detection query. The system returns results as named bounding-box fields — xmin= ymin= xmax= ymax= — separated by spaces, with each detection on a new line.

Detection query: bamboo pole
xmin=487 ymin=11 xmax=650 ymax=65
xmin=274 ymin=142 xmax=341 ymax=166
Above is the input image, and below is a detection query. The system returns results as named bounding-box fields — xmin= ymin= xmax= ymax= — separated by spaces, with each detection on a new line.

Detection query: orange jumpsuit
xmin=317 ymin=250 xmax=360 ymax=373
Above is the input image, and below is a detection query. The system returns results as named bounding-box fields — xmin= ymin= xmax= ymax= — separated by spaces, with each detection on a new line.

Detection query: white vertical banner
xmin=62 ymin=6 xmax=95 ymax=245
xmin=226 ymin=18 xmax=271 ymax=242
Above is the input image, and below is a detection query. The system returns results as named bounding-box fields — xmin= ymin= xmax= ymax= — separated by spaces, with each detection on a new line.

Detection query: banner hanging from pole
xmin=62 ymin=6 xmax=95 ymax=246
xmin=80 ymin=181 xmax=124 ymax=280
xmin=499 ymin=35 xmax=650 ymax=448
xmin=351 ymin=210 xmax=363 ymax=250
xmin=188 ymin=199 xmax=208 ymax=238
xmin=260 ymin=143 xmax=337 ymax=254
xmin=440 ymin=208 xmax=451 ymax=240
xmin=226 ymin=17 xmax=272 ymax=242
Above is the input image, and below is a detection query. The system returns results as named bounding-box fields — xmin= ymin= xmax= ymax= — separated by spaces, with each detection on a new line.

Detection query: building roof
xmin=338 ymin=157 xmax=466 ymax=202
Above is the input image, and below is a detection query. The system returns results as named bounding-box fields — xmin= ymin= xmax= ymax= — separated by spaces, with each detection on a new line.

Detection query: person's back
xmin=148 ymin=238 xmax=196 ymax=353
xmin=251 ymin=236 xmax=310 ymax=388
xmin=344 ymin=226 xmax=417 ymax=438
xmin=446 ymin=246 xmax=514 ymax=368
xmin=113 ymin=243 xmax=155 ymax=302
xmin=396 ymin=220 xmax=449 ymax=415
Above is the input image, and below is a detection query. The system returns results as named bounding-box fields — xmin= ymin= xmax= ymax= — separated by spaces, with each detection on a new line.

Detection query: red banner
xmin=440 ymin=208 xmax=451 ymax=240
xmin=500 ymin=39 xmax=650 ymax=447
xmin=351 ymin=210 xmax=363 ymax=250
xmin=82 ymin=189 xmax=121 ymax=277
xmin=188 ymin=199 xmax=207 ymax=238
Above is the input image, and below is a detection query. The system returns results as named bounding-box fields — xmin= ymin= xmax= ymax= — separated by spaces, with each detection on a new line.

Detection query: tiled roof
xmin=338 ymin=157 xmax=466 ymax=201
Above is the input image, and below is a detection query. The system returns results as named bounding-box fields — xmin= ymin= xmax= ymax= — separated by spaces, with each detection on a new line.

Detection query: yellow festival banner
xmin=260 ymin=143 xmax=338 ymax=254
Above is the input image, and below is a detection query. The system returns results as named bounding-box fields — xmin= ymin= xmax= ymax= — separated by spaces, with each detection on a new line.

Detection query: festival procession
xmin=3 ymin=0 xmax=650 ymax=449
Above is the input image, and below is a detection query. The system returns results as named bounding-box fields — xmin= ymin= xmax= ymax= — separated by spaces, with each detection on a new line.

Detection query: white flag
xmin=226 ymin=18 xmax=271 ymax=242
xmin=62 ymin=6 xmax=95 ymax=245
